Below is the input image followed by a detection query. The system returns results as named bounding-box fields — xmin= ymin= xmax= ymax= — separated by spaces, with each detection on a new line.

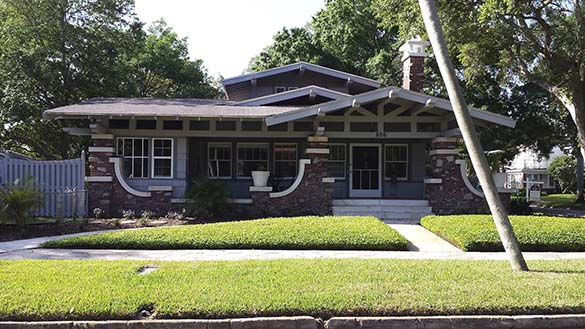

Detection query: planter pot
xmin=251 ymin=171 xmax=270 ymax=187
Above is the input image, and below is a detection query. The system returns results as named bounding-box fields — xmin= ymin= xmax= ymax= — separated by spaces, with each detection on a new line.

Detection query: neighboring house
xmin=506 ymin=147 xmax=562 ymax=191
xmin=43 ymin=37 xmax=516 ymax=219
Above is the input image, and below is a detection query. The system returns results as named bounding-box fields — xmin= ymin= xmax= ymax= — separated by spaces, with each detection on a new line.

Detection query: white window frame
xmin=275 ymin=86 xmax=286 ymax=93
xmin=237 ymin=142 xmax=269 ymax=178
xmin=384 ymin=144 xmax=408 ymax=181
xmin=273 ymin=143 xmax=298 ymax=179
xmin=328 ymin=143 xmax=347 ymax=180
xmin=208 ymin=142 xmax=232 ymax=179
xmin=116 ymin=137 xmax=149 ymax=179
xmin=151 ymin=138 xmax=174 ymax=179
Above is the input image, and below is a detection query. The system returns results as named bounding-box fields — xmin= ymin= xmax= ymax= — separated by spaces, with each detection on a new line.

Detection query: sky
xmin=135 ymin=0 xmax=325 ymax=79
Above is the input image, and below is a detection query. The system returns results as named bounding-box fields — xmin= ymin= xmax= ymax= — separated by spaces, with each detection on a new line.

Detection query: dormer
xmin=221 ymin=62 xmax=380 ymax=103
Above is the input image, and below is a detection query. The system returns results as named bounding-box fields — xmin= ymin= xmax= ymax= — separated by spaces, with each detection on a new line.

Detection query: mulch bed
xmin=0 ymin=218 xmax=191 ymax=242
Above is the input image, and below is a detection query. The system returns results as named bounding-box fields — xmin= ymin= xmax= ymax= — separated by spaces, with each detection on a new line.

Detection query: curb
xmin=1 ymin=315 xmax=584 ymax=329
xmin=325 ymin=315 xmax=585 ymax=328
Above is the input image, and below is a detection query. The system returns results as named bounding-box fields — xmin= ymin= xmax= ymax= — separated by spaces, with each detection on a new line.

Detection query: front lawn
xmin=0 ymin=259 xmax=584 ymax=321
xmin=540 ymin=194 xmax=585 ymax=210
xmin=421 ymin=215 xmax=585 ymax=251
xmin=42 ymin=216 xmax=408 ymax=250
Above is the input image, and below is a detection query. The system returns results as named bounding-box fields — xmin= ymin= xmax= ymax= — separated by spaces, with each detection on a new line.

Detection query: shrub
xmin=121 ymin=209 xmax=135 ymax=219
xmin=184 ymin=179 xmax=229 ymax=219
xmin=0 ymin=177 xmax=44 ymax=234
xmin=422 ymin=214 xmax=585 ymax=251
xmin=92 ymin=207 xmax=104 ymax=219
xmin=548 ymin=155 xmax=577 ymax=193
xmin=165 ymin=211 xmax=184 ymax=220
xmin=509 ymin=195 xmax=531 ymax=215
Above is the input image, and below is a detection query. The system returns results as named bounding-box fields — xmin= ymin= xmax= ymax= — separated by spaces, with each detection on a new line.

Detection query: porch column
xmin=425 ymin=137 xmax=512 ymax=214
xmin=248 ymin=132 xmax=334 ymax=217
xmin=86 ymin=122 xmax=115 ymax=217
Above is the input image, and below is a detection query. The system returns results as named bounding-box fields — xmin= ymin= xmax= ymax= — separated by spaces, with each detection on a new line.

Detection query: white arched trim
xmin=455 ymin=160 xmax=484 ymax=198
xmin=270 ymin=159 xmax=311 ymax=198
xmin=109 ymin=157 xmax=152 ymax=198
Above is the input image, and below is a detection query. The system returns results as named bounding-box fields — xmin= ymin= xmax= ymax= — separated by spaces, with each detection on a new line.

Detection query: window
xmin=384 ymin=122 xmax=411 ymax=132
xmin=350 ymin=122 xmax=377 ymax=132
xmin=321 ymin=121 xmax=344 ymax=132
xmin=288 ymin=87 xmax=298 ymax=91
xmin=275 ymin=86 xmax=286 ymax=93
xmin=109 ymin=119 xmax=129 ymax=129
xmin=293 ymin=121 xmax=313 ymax=131
xmin=417 ymin=122 xmax=441 ymax=132
xmin=163 ymin=120 xmax=183 ymax=130
xmin=152 ymin=138 xmax=173 ymax=178
xmin=274 ymin=143 xmax=297 ymax=178
xmin=384 ymin=145 xmax=408 ymax=180
xmin=328 ymin=144 xmax=346 ymax=179
xmin=208 ymin=143 xmax=232 ymax=178
xmin=242 ymin=121 xmax=262 ymax=131
xmin=136 ymin=120 xmax=156 ymax=130
xmin=267 ymin=123 xmax=288 ymax=131
xmin=237 ymin=143 xmax=268 ymax=177
xmin=116 ymin=138 xmax=149 ymax=178
xmin=216 ymin=120 xmax=236 ymax=131
xmin=190 ymin=120 xmax=210 ymax=130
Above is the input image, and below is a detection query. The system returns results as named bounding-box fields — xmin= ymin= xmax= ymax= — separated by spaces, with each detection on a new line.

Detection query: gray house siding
xmin=225 ymin=70 xmax=376 ymax=101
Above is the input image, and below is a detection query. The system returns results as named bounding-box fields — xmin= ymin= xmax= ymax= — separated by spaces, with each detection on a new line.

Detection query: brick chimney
xmin=399 ymin=36 xmax=430 ymax=92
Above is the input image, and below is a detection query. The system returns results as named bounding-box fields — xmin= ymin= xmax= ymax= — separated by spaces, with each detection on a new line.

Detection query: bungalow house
xmin=44 ymin=37 xmax=516 ymax=219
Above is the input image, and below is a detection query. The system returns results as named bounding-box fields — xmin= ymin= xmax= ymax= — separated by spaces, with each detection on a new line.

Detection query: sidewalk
xmin=2 ymin=248 xmax=585 ymax=261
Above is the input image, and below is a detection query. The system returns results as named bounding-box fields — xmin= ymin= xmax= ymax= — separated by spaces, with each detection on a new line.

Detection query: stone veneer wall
xmin=425 ymin=138 xmax=511 ymax=214
xmin=88 ymin=137 xmax=177 ymax=218
xmin=249 ymin=152 xmax=333 ymax=218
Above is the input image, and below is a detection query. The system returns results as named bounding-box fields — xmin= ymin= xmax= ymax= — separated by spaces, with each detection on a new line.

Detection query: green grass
xmin=540 ymin=194 xmax=585 ymax=210
xmin=41 ymin=216 xmax=408 ymax=250
xmin=1 ymin=259 xmax=585 ymax=321
xmin=421 ymin=215 xmax=585 ymax=251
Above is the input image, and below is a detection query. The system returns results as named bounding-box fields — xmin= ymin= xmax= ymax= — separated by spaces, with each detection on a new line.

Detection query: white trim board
xmin=265 ymin=86 xmax=516 ymax=128
xmin=222 ymin=62 xmax=380 ymax=88
xmin=109 ymin=157 xmax=152 ymax=198
xmin=236 ymin=85 xmax=350 ymax=106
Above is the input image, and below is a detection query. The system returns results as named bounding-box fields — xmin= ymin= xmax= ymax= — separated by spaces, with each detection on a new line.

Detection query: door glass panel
xmin=352 ymin=146 xmax=379 ymax=190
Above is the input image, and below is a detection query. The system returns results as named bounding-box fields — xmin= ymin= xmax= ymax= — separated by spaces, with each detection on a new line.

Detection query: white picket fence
xmin=0 ymin=152 xmax=87 ymax=217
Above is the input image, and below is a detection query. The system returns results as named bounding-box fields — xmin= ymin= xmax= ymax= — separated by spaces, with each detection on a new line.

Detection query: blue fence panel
xmin=0 ymin=153 xmax=86 ymax=217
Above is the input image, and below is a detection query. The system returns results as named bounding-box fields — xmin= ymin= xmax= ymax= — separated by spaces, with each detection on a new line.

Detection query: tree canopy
xmin=0 ymin=0 xmax=219 ymax=159
xmin=249 ymin=0 xmax=571 ymax=163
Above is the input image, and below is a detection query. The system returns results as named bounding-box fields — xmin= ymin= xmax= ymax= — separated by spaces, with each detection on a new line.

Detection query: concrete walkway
xmin=384 ymin=220 xmax=462 ymax=252
xmin=2 ymin=248 xmax=585 ymax=261
xmin=0 ymin=230 xmax=118 ymax=253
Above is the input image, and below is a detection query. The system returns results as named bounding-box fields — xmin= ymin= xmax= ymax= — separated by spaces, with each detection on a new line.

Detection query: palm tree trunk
xmin=417 ymin=0 xmax=528 ymax=271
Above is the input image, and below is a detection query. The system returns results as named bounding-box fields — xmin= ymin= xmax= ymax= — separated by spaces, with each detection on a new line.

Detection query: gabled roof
xmin=221 ymin=62 xmax=381 ymax=88
xmin=236 ymin=85 xmax=350 ymax=106
xmin=265 ymin=86 xmax=516 ymax=128
xmin=43 ymin=98 xmax=300 ymax=120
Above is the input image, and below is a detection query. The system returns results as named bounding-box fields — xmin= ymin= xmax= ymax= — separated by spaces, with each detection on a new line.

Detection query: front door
xmin=350 ymin=144 xmax=382 ymax=198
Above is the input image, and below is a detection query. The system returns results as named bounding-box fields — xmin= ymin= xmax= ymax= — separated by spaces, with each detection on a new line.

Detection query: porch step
xmin=332 ymin=199 xmax=429 ymax=206
xmin=332 ymin=199 xmax=432 ymax=221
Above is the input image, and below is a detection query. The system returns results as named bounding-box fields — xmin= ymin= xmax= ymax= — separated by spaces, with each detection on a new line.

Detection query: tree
xmin=248 ymin=0 xmax=400 ymax=85
xmin=250 ymin=0 xmax=568 ymax=166
xmin=417 ymin=0 xmax=528 ymax=271
xmin=135 ymin=20 xmax=220 ymax=99
xmin=0 ymin=1 xmax=219 ymax=160
xmin=548 ymin=155 xmax=578 ymax=193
